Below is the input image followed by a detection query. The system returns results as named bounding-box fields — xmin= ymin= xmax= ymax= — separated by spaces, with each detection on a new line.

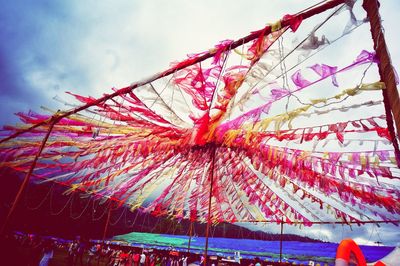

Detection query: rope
xmin=125 ymin=208 xmax=140 ymax=228
xmin=50 ymin=189 xmax=73 ymax=216
xmin=109 ymin=207 xmax=126 ymax=226
xmin=69 ymin=193 xmax=92 ymax=220
xmin=92 ymin=198 xmax=112 ymax=221
xmin=26 ymin=183 xmax=53 ymax=211
xmin=240 ymin=3 xmax=347 ymax=105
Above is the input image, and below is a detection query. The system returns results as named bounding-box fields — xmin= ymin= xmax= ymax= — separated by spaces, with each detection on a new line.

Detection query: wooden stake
xmin=102 ymin=202 xmax=113 ymax=246
xmin=1 ymin=120 xmax=56 ymax=234
xmin=204 ymin=145 xmax=217 ymax=266
xmin=98 ymin=202 xmax=112 ymax=266
xmin=187 ymin=221 xmax=193 ymax=253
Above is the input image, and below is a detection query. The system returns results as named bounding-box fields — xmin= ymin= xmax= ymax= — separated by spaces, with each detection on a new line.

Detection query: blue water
xmin=115 ymin=232 xmax=395 ymax=265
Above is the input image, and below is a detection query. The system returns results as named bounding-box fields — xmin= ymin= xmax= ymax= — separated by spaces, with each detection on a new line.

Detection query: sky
xmin=0 ymin=0 xmax=399 ymax=247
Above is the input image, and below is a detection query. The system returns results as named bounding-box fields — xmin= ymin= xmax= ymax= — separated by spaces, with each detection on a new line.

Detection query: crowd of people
xmin=66 ymin=240 xmax=191 ymax=266
xmin=0 ymin=232 xmax=327 ymax=266
xmin=0 ymin=232 xmax=197 ymax=266
xmin=0 ymin=232 xmax=59 ymax=265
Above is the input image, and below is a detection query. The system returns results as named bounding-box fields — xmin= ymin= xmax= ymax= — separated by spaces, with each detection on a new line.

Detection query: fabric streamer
xmin=0 ymin=0 xmax=399 ymax=226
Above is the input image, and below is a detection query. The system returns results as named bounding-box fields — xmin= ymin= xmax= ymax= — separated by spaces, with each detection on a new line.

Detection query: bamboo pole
xmin=187 ymin=221 xmax=193 ymax=253
xmin=0 ymin=119 xmax=56 ymax=234
xmin=279 ymin=219 xmax=284 ymax=265
xmin=102 ymin=202 xmax=113 ymax=246
xmin=204 ymin=145 xmax=217 ymax=266
xmin=363 ymin=0 xmax=400 ymax=167
xmin=0 ymin=0 xmax=347 ymax=145
xmin=97 ymin=202 xmax=112 ymax=266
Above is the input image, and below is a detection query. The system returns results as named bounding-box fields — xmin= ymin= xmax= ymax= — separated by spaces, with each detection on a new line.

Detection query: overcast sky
xmin=0 ymin=0 xmax=399 ymax=247
xmin=1 ymin=0 xmax=399 ymax=126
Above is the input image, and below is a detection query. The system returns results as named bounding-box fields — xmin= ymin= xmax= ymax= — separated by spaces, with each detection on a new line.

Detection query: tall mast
xmin=363 ymin=0 xmax=400 ymax=167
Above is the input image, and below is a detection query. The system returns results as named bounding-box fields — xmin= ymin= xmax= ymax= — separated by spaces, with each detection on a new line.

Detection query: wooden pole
xmin=234 ymin=219 xmax=400 ymax=225
xmin=279 ymin=219 xmax=284 ymax=265
xmin=363 ymin=0 xmax=400 ymax=167
xmin=0 ymin=119 xmax=56 ymax=235
xmin=204 ymin=145 xmax=217 ymax=266
xmin=187 ymin=221 xmax=193 ymax=253
xmin=102 ymin=202 xmax=112 ymax=246
xmin=98 ymin=202 xmax=112 ymax=266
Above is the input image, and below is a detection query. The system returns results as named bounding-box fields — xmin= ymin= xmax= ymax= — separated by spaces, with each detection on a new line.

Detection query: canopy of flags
xmin=1 ymin=0 xmax=399 ymax=226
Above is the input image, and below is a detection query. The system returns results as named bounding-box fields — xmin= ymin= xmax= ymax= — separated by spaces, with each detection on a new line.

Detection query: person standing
xmin=133 ymin=251 xmax=140 ymax=266
xmin=39 ymin=241 xmax=54 ymax=266
xmin=67 ymin=241 xmax=78 ymax=265
xmin=181 ymin=255 xmax=187 ymax=266
xmin=140 ymin=252 xmax=146 ymax=266
xmin=86 ymin=244 xmax=99 ymax=265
